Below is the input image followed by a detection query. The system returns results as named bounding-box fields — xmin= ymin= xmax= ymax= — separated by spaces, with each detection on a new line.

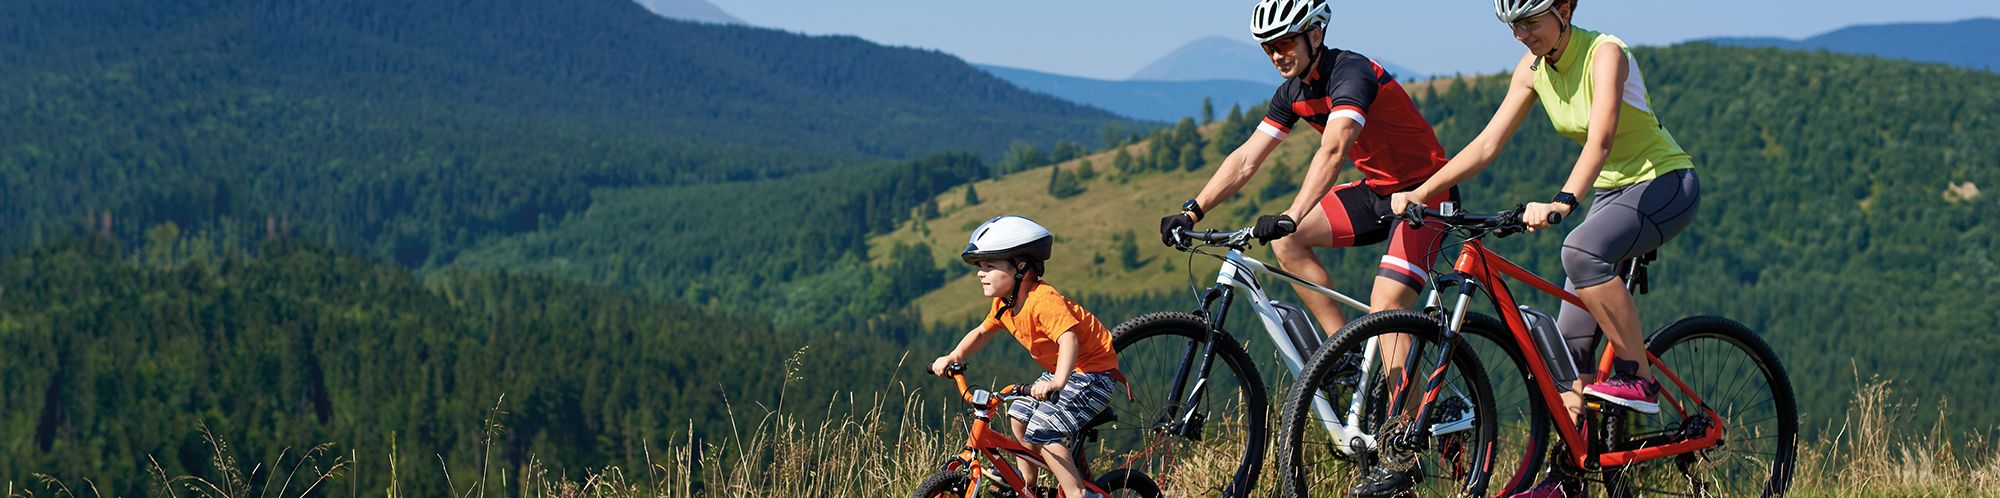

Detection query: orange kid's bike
xmin=912 ymin=363 xmax=1162 ymax=498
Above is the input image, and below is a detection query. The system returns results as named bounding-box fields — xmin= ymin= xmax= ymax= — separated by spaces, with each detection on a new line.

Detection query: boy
xmin=931 ymin=215 xmax=1119 ymax=498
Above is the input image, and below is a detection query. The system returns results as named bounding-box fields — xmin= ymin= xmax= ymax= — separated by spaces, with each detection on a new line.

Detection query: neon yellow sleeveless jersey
xmin=1532 ymin=27 xmax=1694 ymax=189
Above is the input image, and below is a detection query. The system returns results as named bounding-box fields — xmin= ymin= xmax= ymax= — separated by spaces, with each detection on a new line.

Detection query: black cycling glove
xmin=1253 ymin=214 xmax=1297 ymax=243
xmin=1159 ymin=213 xmax=1195 ymax=247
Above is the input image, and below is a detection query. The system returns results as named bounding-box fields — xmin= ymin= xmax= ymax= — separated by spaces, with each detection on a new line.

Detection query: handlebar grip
xmin=1006 ymin=381 xmax=1062 ymax=402
xmin=1546 ymin=212 xmax=1563 ymax=225
xmin=1398 ymin=208 xmax=1431 ymax=229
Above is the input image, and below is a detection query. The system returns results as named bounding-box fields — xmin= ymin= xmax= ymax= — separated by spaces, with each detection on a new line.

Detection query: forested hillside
xmin=0 ymin=239 xmax=925 ymax=497
xmin=0 ymin=0 xmax=1130 ymax=265
xmin=876 ymin=43 xmax=2000 ymax=431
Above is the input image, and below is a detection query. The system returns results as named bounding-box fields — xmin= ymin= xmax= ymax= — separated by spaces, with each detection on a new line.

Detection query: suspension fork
xmin=1158 ymin=286 xmax=1232 ymax=434
xmin=1390 ymin=276 xmax=1477 ymax=429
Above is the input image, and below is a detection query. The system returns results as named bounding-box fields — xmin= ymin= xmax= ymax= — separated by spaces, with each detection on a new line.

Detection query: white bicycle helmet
xmin=962 ymin=215 xmax=1054 ymax=265
xmin=1494 ymin=0 xmax=1559 ymax=23
xmin=1250 ymin=0 xmax=1332 ymax=43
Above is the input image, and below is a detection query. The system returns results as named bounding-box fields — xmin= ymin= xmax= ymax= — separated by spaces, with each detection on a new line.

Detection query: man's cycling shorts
xmin=1316 ymin=180 xmax=1461 ymax=290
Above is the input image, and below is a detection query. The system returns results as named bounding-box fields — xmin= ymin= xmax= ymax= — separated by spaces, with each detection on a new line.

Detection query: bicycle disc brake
xmin=1375 ymin=416 xmax=1423 ymax=472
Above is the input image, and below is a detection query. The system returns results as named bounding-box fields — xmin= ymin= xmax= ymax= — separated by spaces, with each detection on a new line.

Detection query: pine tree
xmin=1179 ymin=143 xmax=1203 ymax=171
xmin=964 ymin=183 xmax=981 ymax=206
xmin=1117 ymin=231 xmax=1143 ymax=270
xmin=1048 ymin=165 xmax=1085 ymax=199
xmin=1201 ymin=97 xmax=1216 ymax=124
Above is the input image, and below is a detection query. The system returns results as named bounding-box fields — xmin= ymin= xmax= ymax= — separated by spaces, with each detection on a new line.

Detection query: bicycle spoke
xmin=1107 ymin=313 xmax=1268 ymax=497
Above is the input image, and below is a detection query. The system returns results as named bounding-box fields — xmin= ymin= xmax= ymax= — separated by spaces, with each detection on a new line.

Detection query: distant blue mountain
xmin=632 ymin=0 xmax=743 ymax=25
xmin=977 ymin=64 xmax=1272 ymax=123
xmin=1705 ymin=18 xmax=1999 ymax=72
xmin=1131 ymin=36 xmax=1427 ymax=84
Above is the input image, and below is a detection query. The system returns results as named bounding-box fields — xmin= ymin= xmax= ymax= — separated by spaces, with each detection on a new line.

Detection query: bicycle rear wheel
xmin=1099 ymin=311 xmax=1268 ymax=498
xmin=1604 ymin=316 xmax=1797 ymax=497
xmin=1276 ymin=310 xmax=1501 ymax=498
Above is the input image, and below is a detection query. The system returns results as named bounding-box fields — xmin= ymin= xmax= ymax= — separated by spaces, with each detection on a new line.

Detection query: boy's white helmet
xmin=962 ymin=216 xmax=1053 ymax=265
xmin=1251 ymin=0 xmax=1332 ymax=43
xmin=1494 ymin=0 xmax=1559 ymax=23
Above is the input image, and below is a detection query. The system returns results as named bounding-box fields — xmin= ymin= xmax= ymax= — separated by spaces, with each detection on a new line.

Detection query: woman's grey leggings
xmin=1552 ymin=168 xmax=1700 ymax=378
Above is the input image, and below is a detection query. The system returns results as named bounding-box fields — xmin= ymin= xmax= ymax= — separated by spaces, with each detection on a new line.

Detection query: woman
xmin=1387 ymin=1 xmax=1701 ymax=495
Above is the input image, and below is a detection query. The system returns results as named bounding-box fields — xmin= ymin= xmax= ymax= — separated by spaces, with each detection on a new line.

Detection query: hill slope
xmin=874 ymin=44 xmax=2000 ymax=430
xmin=0 ymin=240 xmax=922 ymax=497
xmin=0 ymin=0 xmax=1129 ymax=265
xmin=1706 ymin=17 xmax=2000 ymax=71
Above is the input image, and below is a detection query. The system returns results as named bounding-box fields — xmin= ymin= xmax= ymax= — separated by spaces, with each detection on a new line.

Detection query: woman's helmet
xmin=962 ymin=215 xmax=1053 ymax=266
xmin=1250 ymin=0 xmax=1332 ymax=43
xmin=1494 ymin=0 xmax=1560 ymax=23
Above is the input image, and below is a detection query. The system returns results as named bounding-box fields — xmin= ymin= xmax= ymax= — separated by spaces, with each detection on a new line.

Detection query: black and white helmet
xmin=1250 ymin=0 xmax=1332 ymax=43
xmin=1494 ymin=0 xmax=1559 ymax=23
xmin=962 ymin=215 xmax=1053 ymax=266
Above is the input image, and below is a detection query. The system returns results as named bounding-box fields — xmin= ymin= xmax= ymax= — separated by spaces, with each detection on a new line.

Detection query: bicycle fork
xmin=1386 ymin=280 xmax=1480 ymax=444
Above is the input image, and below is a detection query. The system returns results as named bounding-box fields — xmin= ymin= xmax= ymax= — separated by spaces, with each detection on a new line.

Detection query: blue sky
xmin=706 ymin=0 xmax=2000 ymax=79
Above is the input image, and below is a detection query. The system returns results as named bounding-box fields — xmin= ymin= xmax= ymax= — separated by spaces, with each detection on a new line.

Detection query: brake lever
xmin=1492 ymin=205 xmax=1529 ymax=238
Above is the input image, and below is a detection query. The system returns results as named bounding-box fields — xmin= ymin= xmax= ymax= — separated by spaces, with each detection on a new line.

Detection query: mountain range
xmin=1132 ymin=36 xmax=1425 ymax=83
xmin=979 ymin=36 xmax=1424 ymax=123
xmin=631 ymin=0 xmax=743 ymax=25
xmin=1705 ymin=17 xmax=2000 ymax=72
xmin=975 ymin=64 xmax=1270 ymax=123
xmin=0 ymin=0 xmax=1131 ymax=265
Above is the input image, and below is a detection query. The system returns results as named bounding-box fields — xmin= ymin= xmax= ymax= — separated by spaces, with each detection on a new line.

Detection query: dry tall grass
xmin=13 ymin=379 xmax=1996 ymax=498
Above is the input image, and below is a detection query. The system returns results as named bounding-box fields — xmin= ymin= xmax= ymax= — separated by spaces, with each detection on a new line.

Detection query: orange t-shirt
xmin=980 ymin=282 xmax=1119 ymax=374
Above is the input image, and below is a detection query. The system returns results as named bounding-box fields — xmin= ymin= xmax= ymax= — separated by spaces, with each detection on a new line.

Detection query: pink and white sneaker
xmin=1583 ymin=372 xmax=1662 ymax=414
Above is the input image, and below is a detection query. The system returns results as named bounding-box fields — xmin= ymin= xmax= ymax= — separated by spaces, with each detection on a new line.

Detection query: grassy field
xmin=31 ymin=378 xmax=1995 ymax=498
xmin=869 ymin=105 xmax=1346 ymax=326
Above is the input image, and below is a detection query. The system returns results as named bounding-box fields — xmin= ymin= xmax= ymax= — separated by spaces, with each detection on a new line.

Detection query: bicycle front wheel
xmin=1276 ymin=310 xmax=1501 ymax=498
xmin=910 ymin=470 xmax=970 ymax=498
xmin=1099 ymin=311 xmax=1268 ymax=498
xmin=1605 ymin=316 xmax=1798 ymax=497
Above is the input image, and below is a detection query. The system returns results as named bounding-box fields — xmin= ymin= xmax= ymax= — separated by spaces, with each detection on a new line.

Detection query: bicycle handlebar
xmin=940 ymin=362 xmax=1054 ymax=407
xmin=1393 ymin=202 xmax=1562 ymax=236
xmin=1170 ymin=226 xmax=1253 ymax=250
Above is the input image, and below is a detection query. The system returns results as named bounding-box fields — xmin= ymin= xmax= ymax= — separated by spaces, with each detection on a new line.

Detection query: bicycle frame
xmin=1430 ymin=238 xmax=1726 ymax=470
xmin=938 ymin=373 xmax=1112 ymax=498
xmin=1194 ymin=246 xmax=1397 ymax=454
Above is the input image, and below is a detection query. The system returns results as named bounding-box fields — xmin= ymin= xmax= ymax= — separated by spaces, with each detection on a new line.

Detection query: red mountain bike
xmin=912 ymin=363 xmax=1162 ymax=498
xmin=1277 ymin=204 xmax=1797 ymax=497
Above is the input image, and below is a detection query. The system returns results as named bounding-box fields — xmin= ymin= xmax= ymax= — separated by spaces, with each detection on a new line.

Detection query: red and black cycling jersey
xmin=1258 ymin=47 xmax=1449 ymax=196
